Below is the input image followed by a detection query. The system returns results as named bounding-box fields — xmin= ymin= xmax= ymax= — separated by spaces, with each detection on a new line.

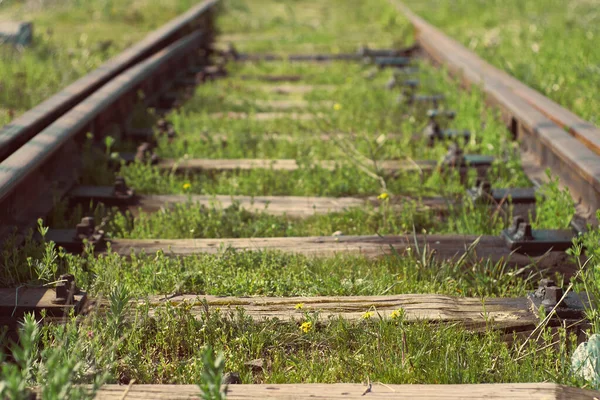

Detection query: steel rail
xmin=0 ymin=30 xmax=210 ymax=240
xmin=391 ymin=1 xmax=600 ymax=221
xmin=391 ymin=7 xmax=600 ymax=157
xmin=0 ymin=0 xmax=218 ymax=163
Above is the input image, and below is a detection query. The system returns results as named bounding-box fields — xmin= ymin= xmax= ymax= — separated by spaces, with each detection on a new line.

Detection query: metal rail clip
xmin=423 ymin=109 xmax=470 ymax=146
xmin=466 ymin=180 xmax=537 ymax=205
xmin=501 ymin=216 xmax=575 ymax=254
xmin=528 ymin=279 xmax=586 ymax=319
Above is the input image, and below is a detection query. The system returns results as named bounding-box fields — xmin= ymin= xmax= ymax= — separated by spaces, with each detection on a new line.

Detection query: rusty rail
xmin=391 ymin=1 xmax=600 ymax=222
xmin=0 ymin=0 xmax=218 ymax=163
xmin=0 ymin=30 xmax=212 ymax=240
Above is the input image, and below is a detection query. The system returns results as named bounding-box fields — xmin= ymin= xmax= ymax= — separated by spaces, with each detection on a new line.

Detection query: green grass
xmin=0 ymin=223 xmax=581 ymax=390
xmin=0 ymin=0 xmax=208 ymax=115
xmin=2 ymin=229 xmax=541 ymax=298
xmin=0 ymin=0 xmax=594 ymax=395
xmin=68 ymin=54 xmax=553 ymax=239
xmin=102 ymin=201 xmax=439 ymax=238
xmin=402 ymin=0 xmax=600 ymax=126
xmin=87 ymin=248 xmax=537 ymax=299
xmin=87 ymin=59 xmax=531 ymax=202
xmin=121 ymin=163 xmax=440 ymax=197
xmin=155 ymin=59 xmax=527 ymax=162
xmin=216 ymin=0 xmax=412 ymax=53
xmin=49 ymin=194 xmax=517 ymax=240
xmin=3 ymin=296 xmax=584 ymax=390
xmin=71 ymin=305 xmax=585 ymax=385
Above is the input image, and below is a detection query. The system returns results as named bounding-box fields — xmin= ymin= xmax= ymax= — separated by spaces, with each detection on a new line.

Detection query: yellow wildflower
xmin=377 ymin=192 xmax=389 ymax=200
xmin=183 ymin=182 xmax=191 ymax=190
xmin=362 ymin=311 xmax=374 ymax=319
xmin=333 ymin=103 xmax=342 ymax=111
xmin=294 ymin=303 xmax=304 ymax=310
xmin=300 ymin=321 xmax=313 ymax=333
xmin=390 ymin=308 xmax=405 ymax=320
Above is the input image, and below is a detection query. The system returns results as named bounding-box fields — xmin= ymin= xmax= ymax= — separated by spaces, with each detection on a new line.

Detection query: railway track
xmin=1 ymin=0 xmax=599 ymax=398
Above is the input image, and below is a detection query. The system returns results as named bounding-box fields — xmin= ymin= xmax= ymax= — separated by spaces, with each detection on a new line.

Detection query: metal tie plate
xmin=501 ymin=216 xmax=575 ymax=255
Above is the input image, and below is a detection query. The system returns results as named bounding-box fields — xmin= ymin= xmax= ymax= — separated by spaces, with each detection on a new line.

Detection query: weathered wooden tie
xmin=87 ymin=383 xmax=600 ymax=399
xmin=67 ymin=184 xmax=535 ymax=219
xmin=129 ymin=130 xmax=399 ymax=143
xmin=131 ymin=294 xmax=539 ymax=333
xmin=257 ymin=83 xmax=337 ymax=94
xmin=240 ymin=75 xmax=304 ymax=82
xmin=81 ymin=234 xmax=576 ymax=275
xmin=66 ymin=190 xmax=451 ymax=217
xmin=118 ymin=157 xmax=492 ymax=176
xmin=228 ymin=99 xmax=333 ymax=110
xmin=207 ymin=111 xmax=321 ymax=120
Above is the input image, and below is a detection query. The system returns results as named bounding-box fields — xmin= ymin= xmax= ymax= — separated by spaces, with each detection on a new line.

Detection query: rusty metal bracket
xmin=46 ymin=217 xmax=107 ymax=253
xmin=0 ymin=275 xmax=87 ymax=330
xmin=374 ymin=56 xmax=411 ymax=69
xmin=114 ymin=176 xmax=134 ymax=199
xmin=528 ymin=279 xmax=586 ymax=319
xmin=570 ymin=214 xmax=589 ymax=235
xmin=116 ymin=144 xmax=159 ymax=165
xmin=467 ymin=180 xmax=537 ymax=205
xmin=501 ymin=216 xmax=575 ymax=255
xmin=423 ymin=109 xmax=470 ymax=145
xmin=75 ymin=217 xmax=106 ymax=244
xmin=429 ymin=129 xmax=471 ymax=145
xmin=393 ymin=67 xmax=419 ymax=78
xmin=391 ymin=78 xmax=419 ymax=101
xmin=439 ymin=143 xmax=493 ymax=169
xmin=156 ymin=119 xmax=177 ymax=139
xmin=53 ymin=274 xmax=78 ymax=305
xmin=400 ymin=93 xmax=445 ymax=108
xmin=398 ymin=78 xmax=419 ymax=96
xmin=135 ymin=142 xmax=160 ymax=164
xmin=440 ymin=143 xmax=465 ymax=168
xmin=403 ymin=78 xmax=419 ymax=90
xmin=68 ymin=177 xmax=137 ymax=207
xmin=427 ymin=109 xmax=455 ymax=120
xmin=386 ymin=76 xmax=419 ymax=91
xmin=357 ymin=46 xmax=414 ymax=58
